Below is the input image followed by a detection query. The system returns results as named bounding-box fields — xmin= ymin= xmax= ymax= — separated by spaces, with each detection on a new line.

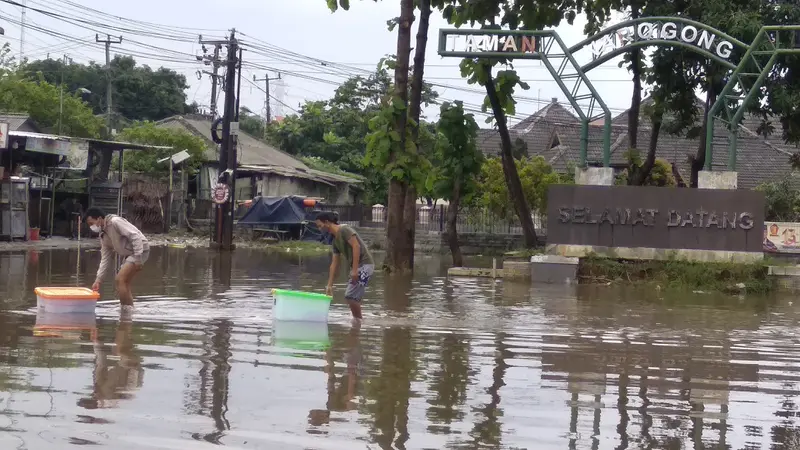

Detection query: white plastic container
xmin=35 ymin=287 xmax=99 ymax=314
xmin=272 ymin=289 xmax=331 ymax=322
xmin=272 ymin=320 xmax=330 ymax=351
xmin=34 ymin=309 xmax=98 ymax=340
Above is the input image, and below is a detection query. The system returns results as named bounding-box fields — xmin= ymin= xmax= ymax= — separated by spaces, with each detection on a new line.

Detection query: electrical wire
xmin=1 ymin=0 xmax=637 ymax=120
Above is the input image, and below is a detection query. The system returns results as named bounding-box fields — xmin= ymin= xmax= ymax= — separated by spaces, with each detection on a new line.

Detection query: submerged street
xmin=0 ymin=247 xmax=798 ymax=448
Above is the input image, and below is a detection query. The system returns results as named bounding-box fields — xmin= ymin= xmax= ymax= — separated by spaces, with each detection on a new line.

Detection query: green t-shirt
xmin=333 ymin=225 xmax=374 ymax=267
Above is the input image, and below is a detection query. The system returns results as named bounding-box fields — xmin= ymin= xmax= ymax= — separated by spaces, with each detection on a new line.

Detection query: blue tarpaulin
xmin=238 ymin=196 xmax=310 ymax=226
xmin=238 ymin=196 xmax=331 ymax=242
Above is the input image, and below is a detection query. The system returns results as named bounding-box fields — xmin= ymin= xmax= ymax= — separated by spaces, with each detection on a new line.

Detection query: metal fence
xmin=325 ymin=204 xmax=547 ymax=235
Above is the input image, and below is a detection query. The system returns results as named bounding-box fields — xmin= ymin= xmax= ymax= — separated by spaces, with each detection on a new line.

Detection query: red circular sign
xmin=212 ymin=184 xmax=230 ymax=204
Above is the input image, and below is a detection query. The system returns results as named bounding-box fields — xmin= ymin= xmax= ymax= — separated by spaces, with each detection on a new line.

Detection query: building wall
xmin=356 ymin=227 xmax=535 ymax=255
xmin=197 ymin=163 xmax=358 ymax=204
xmin=258 ymin=174 xmax=329 ymax=199
xmin=257 ymin=173 xmax=358 ymax=204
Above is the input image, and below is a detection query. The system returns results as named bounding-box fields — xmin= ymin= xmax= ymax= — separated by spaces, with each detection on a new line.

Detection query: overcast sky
xmin=0 ymin=0 xmax=637 ymax=127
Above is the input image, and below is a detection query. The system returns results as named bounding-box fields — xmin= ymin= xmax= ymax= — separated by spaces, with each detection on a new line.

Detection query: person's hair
xmin=315 ymin=211 xmax=339 ymax=224
xmin=84 ymin=207 xmax=106 ymax=221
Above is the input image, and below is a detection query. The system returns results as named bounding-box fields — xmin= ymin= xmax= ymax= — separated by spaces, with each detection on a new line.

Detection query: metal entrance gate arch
xmin=438 ymin=17 xmax=800 ymax=171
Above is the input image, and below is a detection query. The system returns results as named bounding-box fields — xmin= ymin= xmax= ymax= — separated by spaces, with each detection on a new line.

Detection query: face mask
xmin=90 ymin=225 xmax=101 ymax=234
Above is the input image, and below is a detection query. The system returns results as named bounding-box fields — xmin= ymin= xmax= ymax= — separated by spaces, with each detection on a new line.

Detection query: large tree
xmin=429 ymin=101 xmax=484 ymax=267
xmin=24 ymin=55 xmax=192 ymax=122
xmin=327 ymin=0 xmax=441 ymax=273
xmin=0 ymin=43 xmax=102 ymax=138
xmin=444 ymin=0 xmax=604 ymax=248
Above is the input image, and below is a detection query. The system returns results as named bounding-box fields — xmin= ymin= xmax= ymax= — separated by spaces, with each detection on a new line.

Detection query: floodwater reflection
xmin=0 ymin=247 xmax=799 ymax=448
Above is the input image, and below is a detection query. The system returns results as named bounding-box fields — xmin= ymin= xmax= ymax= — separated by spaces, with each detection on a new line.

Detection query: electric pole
xmin=203 ymin=30 xmax=239 ymax=251
xmin=198 ymin=43 xmax=223 ymax=118
xmin=96 ymin=34 xmax=122 ymax=136
xmin=19 ymin=0 xmax=26 ymax=62
xmin=58 ymin=54 xmax=72 ymax=135
xmin=253 ymin=72 xmax=280 ymax=138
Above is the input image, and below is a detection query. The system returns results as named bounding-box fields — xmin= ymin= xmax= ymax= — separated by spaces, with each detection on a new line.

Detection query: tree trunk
xmin=627 ymin=6 xmax=642 ymax=154
xmin=401 ymin=0 xmax=432 ymax=272
xmin=690 ymin=90 xmax=715 ymax=188
xmin=447 ymin=181 xmax=463 ymax=267
xmin=384 ymin=0 xmax=415 ymax=273
xmin=630 ymin=106 xmax=663 ymax=186
xmin=626 ymin=5 xmax=644 ymax=185
xmin=483 ymin=66 xmax=537 ymax=247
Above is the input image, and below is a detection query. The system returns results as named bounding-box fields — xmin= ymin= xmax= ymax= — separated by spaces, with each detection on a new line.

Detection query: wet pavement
xmin=1 ymin=247 xmax=800 ymax=449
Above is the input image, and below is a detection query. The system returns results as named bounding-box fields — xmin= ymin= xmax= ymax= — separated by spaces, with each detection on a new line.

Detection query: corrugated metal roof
xmin=0 ymin=114 xmax=38 ymax=132
xmin=9 ymin=131 xmax=69 ymax=140
xmin=157 ymin=115 xmax=309 ymax=169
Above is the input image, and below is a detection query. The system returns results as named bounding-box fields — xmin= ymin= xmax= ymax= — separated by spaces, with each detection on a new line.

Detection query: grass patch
xmin=578 ymin=254 xmax=773 ymax=294
xmin=254 ymin=240 xmax=331 ymax=256
xmin=503 ymin=248 xmax=544 ymax=259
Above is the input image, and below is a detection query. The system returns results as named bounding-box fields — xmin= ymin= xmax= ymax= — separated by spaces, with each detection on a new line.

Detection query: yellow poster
xmin=764 ymin=222 xmax=800 ymax=253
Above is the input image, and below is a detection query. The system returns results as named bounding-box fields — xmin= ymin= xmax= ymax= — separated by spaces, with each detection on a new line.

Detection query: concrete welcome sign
xmin=546 ymin=185 xmax=765 ymax=261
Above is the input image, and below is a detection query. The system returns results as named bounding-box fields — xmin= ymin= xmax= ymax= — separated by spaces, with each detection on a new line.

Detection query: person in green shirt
xmin=315 ymin=212 xmax=375 ymax=320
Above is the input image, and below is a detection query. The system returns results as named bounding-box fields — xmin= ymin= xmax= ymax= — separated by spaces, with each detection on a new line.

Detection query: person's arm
xmin=327 ymin=253 xmax=340 ymax=295
xmin=93 ymin=240 xmax=112 ymax=289
xmin=116 ymin=218 xmax=145 ymax=264
xmin=348 ymin=235 xmax=360 ymax=282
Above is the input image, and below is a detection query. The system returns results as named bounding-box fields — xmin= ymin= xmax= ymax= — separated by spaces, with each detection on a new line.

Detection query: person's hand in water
xmin=92 ymin=280 xmax=100 ymax=292
xmin=326 ymin=284 xmax=333 ymax=296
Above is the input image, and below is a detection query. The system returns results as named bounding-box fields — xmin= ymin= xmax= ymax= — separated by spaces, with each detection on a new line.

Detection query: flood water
xmin=1 ymin=247 xmax=800 ymax=449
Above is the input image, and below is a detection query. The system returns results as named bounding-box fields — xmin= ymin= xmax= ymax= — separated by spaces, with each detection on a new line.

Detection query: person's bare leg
xmin=347 ymin=299 xmax=362 ymax=320
xmin=115 ymin=263 xmax=141 ymax=307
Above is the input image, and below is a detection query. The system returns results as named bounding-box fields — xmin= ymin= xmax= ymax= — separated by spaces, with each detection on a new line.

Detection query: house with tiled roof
xmin=478 ymin=98 xmax=797 ymax=189
xmin=157 ymin=115 xmax=363 ymax=204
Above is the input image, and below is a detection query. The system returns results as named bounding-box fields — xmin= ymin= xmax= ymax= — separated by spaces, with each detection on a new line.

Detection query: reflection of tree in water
xmin=426 ymin=333 xmax=471 ymax=431
xmin=465 ymin=333 xmax=510 ymax=448
xmin=771 ymin=382 xmax=800 ymax=449
xmin=366 ymin=325 xmax=413 ymax=449
xmin=189 ymin=319 xmax=232 ymax=444
xmin=366 ymin=273 xmax=415 ymax=449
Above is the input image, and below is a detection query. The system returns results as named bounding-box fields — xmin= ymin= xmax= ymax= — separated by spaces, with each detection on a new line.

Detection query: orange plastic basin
xmin=34 ymin=287 xmax=100 ymax=300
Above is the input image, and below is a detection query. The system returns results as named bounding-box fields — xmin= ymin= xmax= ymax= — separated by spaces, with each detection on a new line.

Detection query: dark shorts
xmin=344 ymin=264 xmax=374 ymax=302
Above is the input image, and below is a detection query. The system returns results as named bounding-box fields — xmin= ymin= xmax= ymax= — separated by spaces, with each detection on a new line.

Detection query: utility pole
xmin=19 ymin=0 xmax=25 ymax=62
xmin=253 ymin=72 xmax=281 ymax=138
xmin=58 ymin=54 xmax=72 ymax=135
xmin=198 ymin=43 xmax=223 ymax=118
xmin=96 ymin=34 xmax=122 ymax=136
xmin=204 ymin=30 xmax=239 ymax=251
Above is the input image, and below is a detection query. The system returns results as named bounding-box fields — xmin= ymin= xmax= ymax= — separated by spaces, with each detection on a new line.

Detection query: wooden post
xmin=178 ymin=166 xmax=187 ymax=230
xmin=166 ymin=157 xmax=173 ymax=233
xmin=492 ymin=258 xmax=497 ymax=279
xmin=48 ymin=170 xmax=57 ymax=237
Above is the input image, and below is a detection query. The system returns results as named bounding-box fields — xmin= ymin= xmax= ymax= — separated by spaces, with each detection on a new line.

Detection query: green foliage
xmin=0 ymin=75 xmax=103 ymax=138
xmin=364 ymin=94 xmax=430 ymax=187
xmin=0 ymin=43 xmax=100 ymax=137
xmin=756 ymin=176 xmax=800 ymax=222
xmin=579 ymin=255 xmax=773 ymax=294
xmin=615 ymin=152 xmax=676 ymax=187
xmin=23 ymin=55 xmax=192 ymax=122
xmin=238 ymin=107 xmax=266 ymax=138
xmin=116 ymin=122 xmax=207 ymax=174
xmin=265 ymin=64 xmax=438 ymax=205
xmin=477 ymin=156 xmax=570 ymax=217
xmin=426 ymin=101 xmax=484 ymax=202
